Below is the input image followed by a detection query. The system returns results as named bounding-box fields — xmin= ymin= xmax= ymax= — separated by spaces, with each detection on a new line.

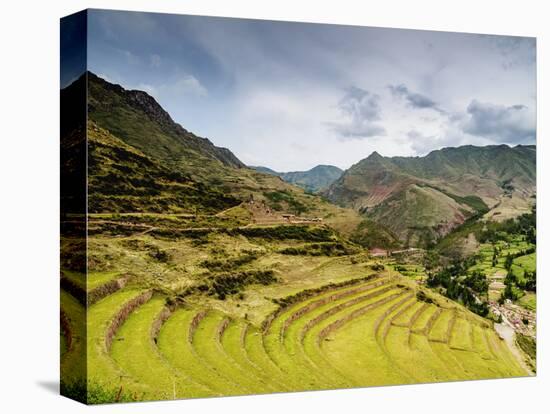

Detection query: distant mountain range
xmin=61 ymin=72 xmax=536 ymax=247
xmin=62 ymin=72 xmax=361 ymax=235
xmin=251 ymin=165 xmax=343 ymax=193
xmin=325 ymin=145 xmax=536 ymax=246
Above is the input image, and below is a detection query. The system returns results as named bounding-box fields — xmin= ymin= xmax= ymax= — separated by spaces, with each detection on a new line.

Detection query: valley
xmin=61 ymin=73 xmax=536 ymax=403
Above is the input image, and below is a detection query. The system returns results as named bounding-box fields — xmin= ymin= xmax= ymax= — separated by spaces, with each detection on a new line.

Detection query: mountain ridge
xmin=251 ymin=164 xmax=343 ymax=193
xmin=61 ymin=73 xmax=367 ymax=241
xmin=326 ymin=145 xmax=536 ymax=246
xmin=86 ymin=71 xmax=245 ymax=172
xmin=62 ymin=73 xmax=535 ymax=248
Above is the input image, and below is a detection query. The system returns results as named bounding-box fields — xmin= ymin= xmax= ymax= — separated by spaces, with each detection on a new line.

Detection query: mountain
xmin=87 ymin=122 xmax=240 ymax=214
xmin=82 ymin=72 xmax=267 ymax=209
xmin=251 ymin=165 xmax=343 ymax=192
xmin=326 ymin=145 xmax=536 ymax=246
xmin=61 ymin=72 xmax=367 ymax=238
xmin=87 ymin=72 xmax=245 ymax=178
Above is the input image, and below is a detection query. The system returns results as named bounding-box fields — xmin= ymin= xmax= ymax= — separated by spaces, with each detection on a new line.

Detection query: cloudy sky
xmin=86 ymin=9 xmax=536 ymax=171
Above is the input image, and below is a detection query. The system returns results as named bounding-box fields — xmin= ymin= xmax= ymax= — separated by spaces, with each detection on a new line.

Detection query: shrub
xmin=263 ymin=190 xmax=309 ymax=215
xmin=516 ymin=333 xmax=536 ymax=362
xmin=208 ymin=270 xmax=277 ymax=300
xmin=416 ymin=290 xmax=434 ymax=304
xmin=232 ymin=225 xmax=334 ymax=242
xmin=201 ymin=252 xmax=259 ymax=271
xmin=148 ymin=247 xmax=171 ymax=262
xmin=279 ymin=242 xmax=352 ymax=257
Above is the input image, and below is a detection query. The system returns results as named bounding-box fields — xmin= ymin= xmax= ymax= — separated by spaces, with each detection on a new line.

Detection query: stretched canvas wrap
xmin=60 ymin=9 xmax=537 ymax=405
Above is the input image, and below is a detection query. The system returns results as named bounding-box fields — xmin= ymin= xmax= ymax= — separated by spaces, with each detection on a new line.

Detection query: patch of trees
xmin=151 ymin=224 xmax=335 ymax=242
xmin=498 ymin=246 xmax=536 ymax=303
xmin=478 ymin=207 xmax=536 ymax=244
xmin=279 ymin=242 xmax=353 ymax=256
xmin=423 ymin=250 xmax=440 ymax=271
xmin=200 ymin=252 xmax=259 ymax=272
xmin=208 ymin=270 xmax=277 ymax=300
xmin=427 ymin=258 xmax=489 ymax=317
xmin=233 ymin=225 xmax=334 ymax=242
xmin=520 ymin=271 xmax=537 ymax=292
xmin=350 ymin=220 xmax=400 ymax=250
xmin=263 ymin=190 xmax=309 ymax=215
xmin=499 ymin=268 xmax=536 ymax=304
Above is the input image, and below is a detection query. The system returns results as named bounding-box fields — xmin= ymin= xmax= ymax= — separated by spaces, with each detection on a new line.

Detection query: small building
xmin=370 ymin=248 xmax=388 ymax=258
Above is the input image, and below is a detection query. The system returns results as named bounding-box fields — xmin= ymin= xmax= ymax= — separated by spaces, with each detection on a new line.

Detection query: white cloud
xmin=326 ymin=87 xmax=386 ymax=140
xmin=89 ymin=12 xmax=536 ymax=170
xmin=460 ymin=100 xmax=535 ymax=143
xmin=173 ymin=75 xmax=208 ymax=97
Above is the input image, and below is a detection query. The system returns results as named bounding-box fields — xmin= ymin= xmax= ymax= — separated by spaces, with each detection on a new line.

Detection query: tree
xmin=505 ymin=253 xmax=513 ymax=271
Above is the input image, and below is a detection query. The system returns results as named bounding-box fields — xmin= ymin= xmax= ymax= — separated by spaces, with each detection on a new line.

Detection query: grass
xmin=449 ymin=318 xmax=473 ymax=351
xmin=220 ymin=320 xmax=282 ymax=392
xmin=88 ymin=271 xmax=121 ymax=290
xmin=516 ymin=333 xmax=536 ymax=362
xmin=266 ymin=278 xmax=396 ymax=389
xmin=110 ymin=296 xmax=211 ymax=399
xmin=385 ymin=311 xmax=455 ymax=383
xmin=428 ymin=309 xmax=454 ymax=342
xmin=60 ymin=332 xmax=68 ymax=357
xmin=518 ymin=293 xmax=536 ymax=311
xmin=191 ymin=311 xmax=260 ymax=393
xmin=410 ymin=304 xmax=438 ymax=333
xmin=61 ymin=270 xmax=120 ymax=291
xmin=464 ymin=237 xmax=536 ymax=313
xmin=282 ymin=280 xmax=399 ymax=388
xmin=512 ymin=252 xmax=536 ymax=274
xmin=63 ymin=266 xmax=528 ymax=401
xmin=60 ymin=290 xmax=86 ymax=383
xmin=392 ymin=263 xmax=427 ymax=281
xmin=243 ymin=325 xmax=291 ymax=391
xmin=391 ymin=301 xmax=424 ymax=327
xmin=70 ymin=213 xmax=531 ymax=402
xmin=157 ymin=309 xmax=241 ymax=395
xmin=320 ymin=291 xmax=415 ymax=386
xmin=86 ymin=288 xmax=151 ymax=397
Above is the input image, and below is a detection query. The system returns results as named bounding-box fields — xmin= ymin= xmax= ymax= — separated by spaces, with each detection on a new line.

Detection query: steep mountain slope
xmin=326 ymin=146 xmax=536 ymax=246
xmin=87 ymin=122 xmax=240 ymax=214
xmin=252 ymin=165 xmax=343 ymax=192
xmin=60 ymin=73 xmax=369 ymax=236
xmin=84 ymin=72 xmax=332 ymax=207
xmin=87 ymin=72 xmax=244 ymax=180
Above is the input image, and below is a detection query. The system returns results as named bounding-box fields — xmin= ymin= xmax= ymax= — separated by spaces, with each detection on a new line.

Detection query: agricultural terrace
xmin=60 ymin=209 xmax=532 ymax=403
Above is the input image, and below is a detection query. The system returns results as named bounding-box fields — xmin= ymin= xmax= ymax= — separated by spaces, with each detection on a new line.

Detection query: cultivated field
xmin=61 ymin=223 xmax=528 ymax=403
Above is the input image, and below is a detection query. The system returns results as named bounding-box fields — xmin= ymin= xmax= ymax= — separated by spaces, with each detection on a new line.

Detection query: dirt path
xmin=494 ymin=322 xmax=534 ymax=376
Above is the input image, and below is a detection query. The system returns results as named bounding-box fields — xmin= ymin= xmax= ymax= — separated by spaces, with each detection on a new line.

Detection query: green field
xmin=61 ymin=267 xmax=527 ymax=403
xmin=467 ymin=236 xmax=536 ymax=310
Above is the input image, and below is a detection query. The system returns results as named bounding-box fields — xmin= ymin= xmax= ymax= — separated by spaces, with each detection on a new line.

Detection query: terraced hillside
xmin=60 ymin=272 xmax=527 ymax=403
xmin=60 ymin=73 xmax=533 ymax=405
